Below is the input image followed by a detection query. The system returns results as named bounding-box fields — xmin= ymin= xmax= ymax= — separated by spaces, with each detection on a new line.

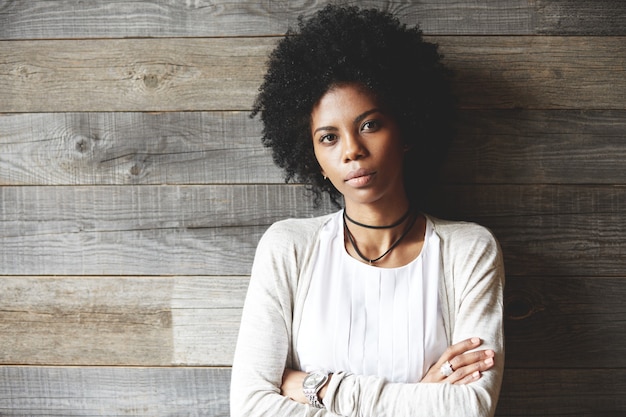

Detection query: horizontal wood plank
xmin=496 ymin=368 xmax=626 ymax=416
xmin=1 ymin=275 xmax=625 ymax=368
xmin=503 ymin=277 xmax=626 ymax=368
xmin=444 ymin=109 xmax=626 ymax=184
xmin=0 ymin=366 xmax=623 ymax=416
xmin=2 ymin=0 xmax=625 ymax=38
xmin=536 ymin=0 xmax=626 ymax=35
xmin=430 ymin=184 xmax=626 ymax=277
xmin=440 ymin=36 xmax=626 ymax=110
xmin=2 ymin=110 xmax=625 ymax=185
xmin=2 ymin=184 xmax=626 ymax=276
xmin=0 ymin=38 xmax=269 ymax=112
xmin=0 ymin=276 xmax=247 ymax=366
xmin=0 ymin=0 xmax=535 ymax=38
xmin=0 ymin=366 xmax=231 ymax=417
xmin=0 ymin=185 xmax=334 ymax=276
xmin=1 ymin=37 xmax=624 ymax=112
xmin=0 ymin=112 xmax=283 ymax=185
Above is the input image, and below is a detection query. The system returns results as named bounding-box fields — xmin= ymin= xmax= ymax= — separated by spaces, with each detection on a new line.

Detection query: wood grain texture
xmin=0 ymin=276 xmax=248 ymax=366
xmin=1 ymin=275 xmax=625 ymax=368
xmin=2 ymin=184 xmax=626 ymax=276
xmin=0 ymin=366 xmax=623 ymax=416
xmin=2 ymin=0 xmax=625 ymax=38
xmin=2 ymin=110 xmax=626 ymax=186
xmin=503 ymin=277 xmax=626 ymax=368
xmin=0 ymin=185 xmax=334 ymax=276
xmin=0 ymin=0 xmax=535 ymax=38
xmin=1 ymin=37 xmax=624 ymax=112
xmin=0 ymin=38 xmax=269 ymax=112
xmin=536 ymin=0 xmax=626 ymax=35
xmin=0 ymin=366 xmax=231 ymax=417
xmin=1 ymin=1 xmax=625 ymax=415
xmin=0 ymin=112 xmax=282 ymax=185
xmin=444 ymin=109 xmax=626 ymax=184
xmin=2 ymin=184 xmax=625 ymax=277
xmin=439 ymin=36 xmax=626 ymax=110
xmin=496 ymin=368 xmax=626 ymax=416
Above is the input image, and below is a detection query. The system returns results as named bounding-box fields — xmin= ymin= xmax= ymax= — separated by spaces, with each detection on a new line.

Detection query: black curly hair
xmin=252 ymin=4 xmax=456 ymax=209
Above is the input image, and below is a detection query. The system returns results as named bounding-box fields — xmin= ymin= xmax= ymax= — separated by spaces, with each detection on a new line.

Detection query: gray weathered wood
xmin=2 ymin=275 xmax=625 ymax=368
xmin=0 ymin=366 xmax=231 ymax=417
xmin=536 ymin=0 xmax=626 ymax=35
xmin=0 ymin=366 xmax=623 ymax=416
xmin=0 ymin=0 xmax=536 ymax=38
xmin=1 ymin=1 xmax=625 ymax=415
xmin=2 ymin=110 xmax=626 ymax=186
xmin=443 ymin=110 xmax=626 ymax=184
xmin=2 ymin=184 xmax=626 ymax=276
xmin=0 ymin=276 xmax=247 ymax=366
xmin=2 ymin=0 xmax=625 ymax=38
xmin=440 ymin=36 xmax=626 ymax=110
xmin=0 ymin=185 xmax=334 ymax=276
xmin=0 ymin=38 xmax=269 ymax=112
xmin=2 ymin=37 xmax=625 ymax=112
xmin=0 ymin=112 xmax=282 ymax=185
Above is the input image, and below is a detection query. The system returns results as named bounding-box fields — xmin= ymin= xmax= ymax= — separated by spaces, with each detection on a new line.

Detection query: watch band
xmin=302 ymin=371 xmax=329 ymax=409
xmin=305 ymin=391 xmax=324 ymax=408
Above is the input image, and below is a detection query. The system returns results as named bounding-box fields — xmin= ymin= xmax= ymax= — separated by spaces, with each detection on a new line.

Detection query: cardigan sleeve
xmin=230 ymin=220 xmax=341 ymax=417
xmin=323 ymin=224 xmax=505 ymax=417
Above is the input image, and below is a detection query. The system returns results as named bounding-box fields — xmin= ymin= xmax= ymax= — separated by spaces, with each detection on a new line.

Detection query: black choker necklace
xmin=343 ymin=206 xmax=412 ymax=229
xmin=343 ymin=211 xmax=419 ymax=265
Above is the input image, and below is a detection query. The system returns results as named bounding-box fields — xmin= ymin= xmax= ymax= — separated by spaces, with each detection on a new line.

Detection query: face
xmin=311 ymin=83 xmax=407 ymax=207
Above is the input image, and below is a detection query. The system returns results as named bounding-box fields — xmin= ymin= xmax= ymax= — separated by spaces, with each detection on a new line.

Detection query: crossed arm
xmin=281 ymin=336 xmax=496 ymax=405
xmin=230 ymin=219 xmax=505 ymax=417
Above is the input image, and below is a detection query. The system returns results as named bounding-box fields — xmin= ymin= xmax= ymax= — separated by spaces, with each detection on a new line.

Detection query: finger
xmin=443 ymin=337 xmax=482 ymax=360
xmin=450 ymin=356 xmax=495 ymax=385
xmin=449 ymin=349 xmax=494 ymax=371
xmin=453 ymin=370 xmax=482 ymax=385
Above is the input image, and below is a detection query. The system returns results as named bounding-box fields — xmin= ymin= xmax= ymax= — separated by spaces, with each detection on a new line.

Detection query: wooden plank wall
xmin=1 ymin=1 xmax=625 ymax=415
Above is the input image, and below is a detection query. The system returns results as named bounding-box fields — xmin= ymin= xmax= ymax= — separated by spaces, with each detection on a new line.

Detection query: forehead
xmin=311 ymin=84 xmax=380 ymax=123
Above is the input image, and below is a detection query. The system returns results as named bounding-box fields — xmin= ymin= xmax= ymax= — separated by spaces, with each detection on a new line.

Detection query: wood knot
xmin=143 ymin=74 xmax=159 ymax=89
xmin=505 ymin=293 xmax=543 ymax=320
xmin=129 ymin=164 xmax=141 ymax=176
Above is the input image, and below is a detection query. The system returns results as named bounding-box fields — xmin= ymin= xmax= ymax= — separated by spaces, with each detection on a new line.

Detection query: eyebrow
xmin=313 ymin=108 xmax=382 ymax=135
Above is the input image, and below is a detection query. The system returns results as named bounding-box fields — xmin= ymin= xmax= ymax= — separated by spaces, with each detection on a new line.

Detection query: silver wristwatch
xmin=302 ymin=371 xmax=329 ymax=408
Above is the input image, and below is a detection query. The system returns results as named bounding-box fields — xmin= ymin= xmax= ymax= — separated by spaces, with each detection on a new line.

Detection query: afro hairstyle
xmin=252 ymin=4 xmax=457 ymax=208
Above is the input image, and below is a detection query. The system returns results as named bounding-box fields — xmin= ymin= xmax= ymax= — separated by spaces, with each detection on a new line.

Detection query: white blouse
xmin=297 ymin=211 xmax=447 ymax=383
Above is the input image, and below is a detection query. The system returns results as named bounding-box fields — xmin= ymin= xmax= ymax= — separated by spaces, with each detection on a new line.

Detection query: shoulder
xmin=256 ymin=212 xmax=336 ymax=254
xmin=427 ymin=214 xmax=500 ymax=253
xmin=426 ymin=215 xmax=497 ymax=244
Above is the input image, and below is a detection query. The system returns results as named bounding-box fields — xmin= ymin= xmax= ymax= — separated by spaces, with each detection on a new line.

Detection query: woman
xmin=231 ymin=5 xmax=504 ymax=417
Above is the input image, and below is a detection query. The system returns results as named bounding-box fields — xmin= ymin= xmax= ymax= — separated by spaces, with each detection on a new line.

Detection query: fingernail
xmin=471 ymin=337 xmax=480 ymax=344
xmin=484 ymin=358 xmax=493 ymax=366
xmin=473 ymin=371 xmax=481 ymax=379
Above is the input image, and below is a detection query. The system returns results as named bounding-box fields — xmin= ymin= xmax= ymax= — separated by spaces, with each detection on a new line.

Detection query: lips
xmin=344 ymin=168 xmax=376 ymax=186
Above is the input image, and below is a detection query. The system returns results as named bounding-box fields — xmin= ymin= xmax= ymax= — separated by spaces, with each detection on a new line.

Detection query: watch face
xmin=303 ymin=372 xmax=326 ymax=388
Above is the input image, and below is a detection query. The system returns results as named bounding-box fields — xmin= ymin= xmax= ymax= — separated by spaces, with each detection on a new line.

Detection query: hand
xmin=281 ymin=368 xmax=308 ymax=403
xmin=421 ymin=337 xmax=495 ymax=384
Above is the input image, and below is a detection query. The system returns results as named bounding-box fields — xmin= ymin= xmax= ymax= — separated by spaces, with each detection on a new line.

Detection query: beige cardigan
xmin=230 ymin=213 xmax=505 ymax=417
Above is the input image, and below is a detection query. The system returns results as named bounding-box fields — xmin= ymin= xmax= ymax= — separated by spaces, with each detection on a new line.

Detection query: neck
xmin=343 ymin=198 xmax=411 ymax=228
xmin=342 ymin=210 xmax=425 ymax=267
xmin=344 ymin=205 xmax=412 ymax=229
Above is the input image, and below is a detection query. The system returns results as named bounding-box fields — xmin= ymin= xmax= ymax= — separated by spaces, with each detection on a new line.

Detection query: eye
xmin=319 ymin=133 xmax=337 ymax=144
xmin=361 ymin=120 xmax=380 ymax=132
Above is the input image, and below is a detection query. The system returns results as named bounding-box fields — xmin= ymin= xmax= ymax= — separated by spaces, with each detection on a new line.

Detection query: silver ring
xmin=440 ymin=360 xmax=454 ymax=377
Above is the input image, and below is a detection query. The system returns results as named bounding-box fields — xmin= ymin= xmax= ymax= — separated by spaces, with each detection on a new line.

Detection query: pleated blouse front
xmin=297 ymin=211 xmax=447 ymax=383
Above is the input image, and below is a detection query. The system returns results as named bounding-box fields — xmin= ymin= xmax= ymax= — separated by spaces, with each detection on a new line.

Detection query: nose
xmin=343 ymin=132 xmax=367 ymax=162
